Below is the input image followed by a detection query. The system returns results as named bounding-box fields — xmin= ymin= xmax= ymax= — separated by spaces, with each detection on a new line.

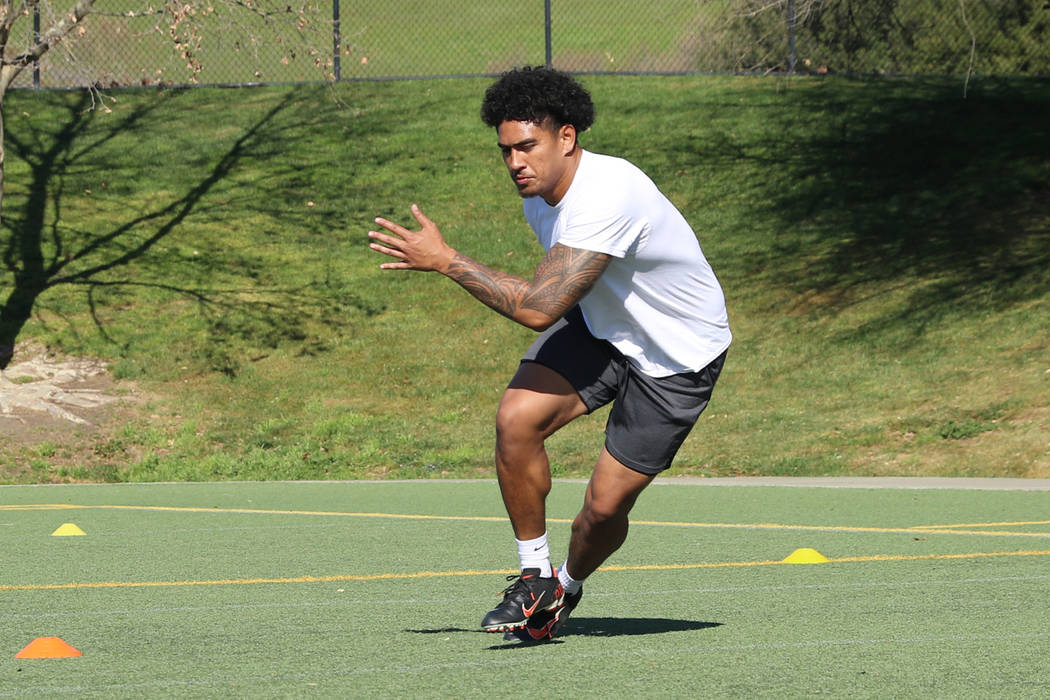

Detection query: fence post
xmin=544 ymin=0 xmax=552 ymax=68
xmin=786 ymin=0 xmax=797 ymax=74
xmin=332 ymin=0 xmax=341 ymax=82
xmin=33 ymin=4 xmax=40 ymax=88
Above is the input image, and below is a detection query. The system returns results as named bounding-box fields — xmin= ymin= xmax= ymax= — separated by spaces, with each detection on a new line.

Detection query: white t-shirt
xmin=523 ymin=149 xmax=731 ymax=378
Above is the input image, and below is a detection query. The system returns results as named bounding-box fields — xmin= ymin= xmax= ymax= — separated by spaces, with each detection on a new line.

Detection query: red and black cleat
xmin=481 ymin=568 xmax=564 ymax=633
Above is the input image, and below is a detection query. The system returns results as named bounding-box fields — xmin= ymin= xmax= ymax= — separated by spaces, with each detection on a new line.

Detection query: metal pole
xmin=33 ymin=5 xmax=41 ymax=89
xmin=544 ymin=0 xmax=552 ymax=68
xmin=332 ymin=0 xmax=341 ymax=82
xmin=786 ymin=0 xmax=797 ymax=74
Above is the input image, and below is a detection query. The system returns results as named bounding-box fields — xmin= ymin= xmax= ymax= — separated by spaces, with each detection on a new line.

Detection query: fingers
xmin=373 ymin=204 xmax=429 ymax=238
xmin=369 ymin=205 xmax=439 ymax=271
xmin=373 ymin=216 xmax=407 ymax=237
xmin=368 ymin=239 xmax=405 ymax=259
xmin=410 ymin=203 xmax=432 ymax=229
xmin=368 ymin=227 xmax=402 ymax=247
xmin=369 ymin=235 xmax=413 ymax=269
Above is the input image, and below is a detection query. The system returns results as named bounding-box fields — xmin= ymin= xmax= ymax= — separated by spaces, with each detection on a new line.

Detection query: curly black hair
xmin=481 ymin=66 xmax=595 ymax=132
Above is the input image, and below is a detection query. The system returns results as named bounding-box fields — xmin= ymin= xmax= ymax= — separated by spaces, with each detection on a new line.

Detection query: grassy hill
xmin=1 ymin=75 xmax=1047 ymax=483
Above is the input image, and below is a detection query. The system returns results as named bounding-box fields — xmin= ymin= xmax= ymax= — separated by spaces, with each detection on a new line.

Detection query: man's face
xmin=497 ymin=119 xmax=578 ymax=205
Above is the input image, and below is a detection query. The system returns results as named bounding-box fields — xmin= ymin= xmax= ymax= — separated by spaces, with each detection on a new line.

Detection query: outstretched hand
xmin=369 ymin=204 xmax=454 ymax=273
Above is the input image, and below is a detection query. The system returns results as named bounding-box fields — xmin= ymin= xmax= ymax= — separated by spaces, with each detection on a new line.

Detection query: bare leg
xmin=565 ymin=448 xmax=655 ymax=580
xmin=495 ymin=362 xmax=588 ymax=540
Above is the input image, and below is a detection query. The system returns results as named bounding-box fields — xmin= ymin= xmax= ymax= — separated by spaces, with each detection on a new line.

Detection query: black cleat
xmin=503 ymin=586 xmax=582 ymax=642
xmin=481 ymin=568 xmax=564 ymax=632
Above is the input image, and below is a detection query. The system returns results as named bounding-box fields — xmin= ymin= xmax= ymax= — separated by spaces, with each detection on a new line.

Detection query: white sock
xmin=516 ymin=533 xmax=552 ymax=578
xmin=558 ymin=561 xmax=583 ymax=595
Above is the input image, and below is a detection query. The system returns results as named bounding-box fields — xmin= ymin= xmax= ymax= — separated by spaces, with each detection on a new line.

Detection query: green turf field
xmin=2 ymin=479 xmax=1048 ymax=697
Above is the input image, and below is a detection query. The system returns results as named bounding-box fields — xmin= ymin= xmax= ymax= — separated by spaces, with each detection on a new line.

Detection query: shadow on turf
xmin=408 ymin=618 xmax=722 ymax=646
xmin=539 ymin=617 xmax=722 ymax=638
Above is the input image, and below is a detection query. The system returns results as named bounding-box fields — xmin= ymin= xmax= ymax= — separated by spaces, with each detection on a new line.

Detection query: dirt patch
xmin=0 ymin=342 xmax=134 ymax=446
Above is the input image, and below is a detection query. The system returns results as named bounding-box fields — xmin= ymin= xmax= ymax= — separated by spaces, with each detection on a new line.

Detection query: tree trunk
xmin=0 ymin=81 xmax=8 ymax=229
xmin=0 ymin=76 xmax=10 ymax=367
xmin=0 ymin=0 xmax=97 ymax=367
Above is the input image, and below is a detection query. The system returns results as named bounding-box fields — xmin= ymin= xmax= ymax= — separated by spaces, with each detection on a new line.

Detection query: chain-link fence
xmin=15 ymin=0 xmax=1050 ymax=90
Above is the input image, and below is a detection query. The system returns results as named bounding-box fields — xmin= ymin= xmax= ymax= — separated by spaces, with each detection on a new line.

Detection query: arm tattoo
xmin=524 ymin=244 xmax=610 ymax=317
xmin=444 ymin=254 xmax=531 ymax=321
xmin=444 ymin=243 xmax=610 ymax=325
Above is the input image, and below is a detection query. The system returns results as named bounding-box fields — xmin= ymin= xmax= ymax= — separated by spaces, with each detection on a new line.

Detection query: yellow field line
xmin=6 ymin=504 xmax=1050 ymax=538
xmin=630 ymin=519 xmax=1050 ymax=539
xmin=1 ymin=503 xmax=511 ymax=522
xmin=895 ymin=529 xmax=1049 ymax=538
xmin=4 ymin=549 xmax=1050 ymax=592
xmin=0 ymin=568 xmax=513 ymax=592
xmin=0 ymin=504 xmax=82 ymax=511
xmin=1 ymin=503 xmax=511 ymax=523
xmin=911 ymin=520 xmax=1050 ymax=530
xmin=831 ymin=550 xmax=1050 ymax=563
xmin=600 ymin=549 xmax=1050 ymax=571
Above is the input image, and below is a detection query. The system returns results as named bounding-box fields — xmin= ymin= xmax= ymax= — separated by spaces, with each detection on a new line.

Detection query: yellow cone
xmin=51 ymin=523 xmax=86 ymax=537
xmin=783 ymin=547 xmax=829 ymax=564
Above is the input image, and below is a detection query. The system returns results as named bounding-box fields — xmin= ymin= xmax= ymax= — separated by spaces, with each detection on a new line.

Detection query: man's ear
xmin=558 ymin=123 xmax=578 ymax=155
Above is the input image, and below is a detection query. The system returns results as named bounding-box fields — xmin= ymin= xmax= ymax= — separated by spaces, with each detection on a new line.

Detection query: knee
xmin=579 ymin=477 xmax=644 ymax=527
xmin=495 ymin=393 xmax=543 ymax=453
xmin=579 ymin=493 xmax=629 ymax=527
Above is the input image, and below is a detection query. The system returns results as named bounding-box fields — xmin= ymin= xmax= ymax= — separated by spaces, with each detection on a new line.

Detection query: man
xmin=368 ymin=66 xmax=730 ymax=641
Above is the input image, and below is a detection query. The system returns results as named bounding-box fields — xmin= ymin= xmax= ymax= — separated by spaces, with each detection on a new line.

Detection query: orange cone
xmin=14 ymin=637 xmax=82 ymax=659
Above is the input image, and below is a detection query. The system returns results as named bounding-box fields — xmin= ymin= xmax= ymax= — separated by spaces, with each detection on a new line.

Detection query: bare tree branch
xmin=4 ymin=0 xmax=96 ymax=74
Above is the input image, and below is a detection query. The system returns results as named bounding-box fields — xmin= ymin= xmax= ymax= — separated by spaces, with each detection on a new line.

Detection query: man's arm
xmin=369 ymin=204 xmax=610 ymax=330
xmin=446 ymin=243 xmax=610 ymax=330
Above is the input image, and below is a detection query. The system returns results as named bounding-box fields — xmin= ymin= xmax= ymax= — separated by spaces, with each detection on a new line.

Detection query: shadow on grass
xmin=0 ymin=88 xmax=381 ymax=374
xmin=782 ymin=82 xmax=1046 ymax=334
xmin=669 ymin=78 xmax=1050 ymax=343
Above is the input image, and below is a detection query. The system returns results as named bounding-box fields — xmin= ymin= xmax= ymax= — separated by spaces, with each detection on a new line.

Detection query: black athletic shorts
xmin=520 ymin=306 xmax=727 ymax=475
